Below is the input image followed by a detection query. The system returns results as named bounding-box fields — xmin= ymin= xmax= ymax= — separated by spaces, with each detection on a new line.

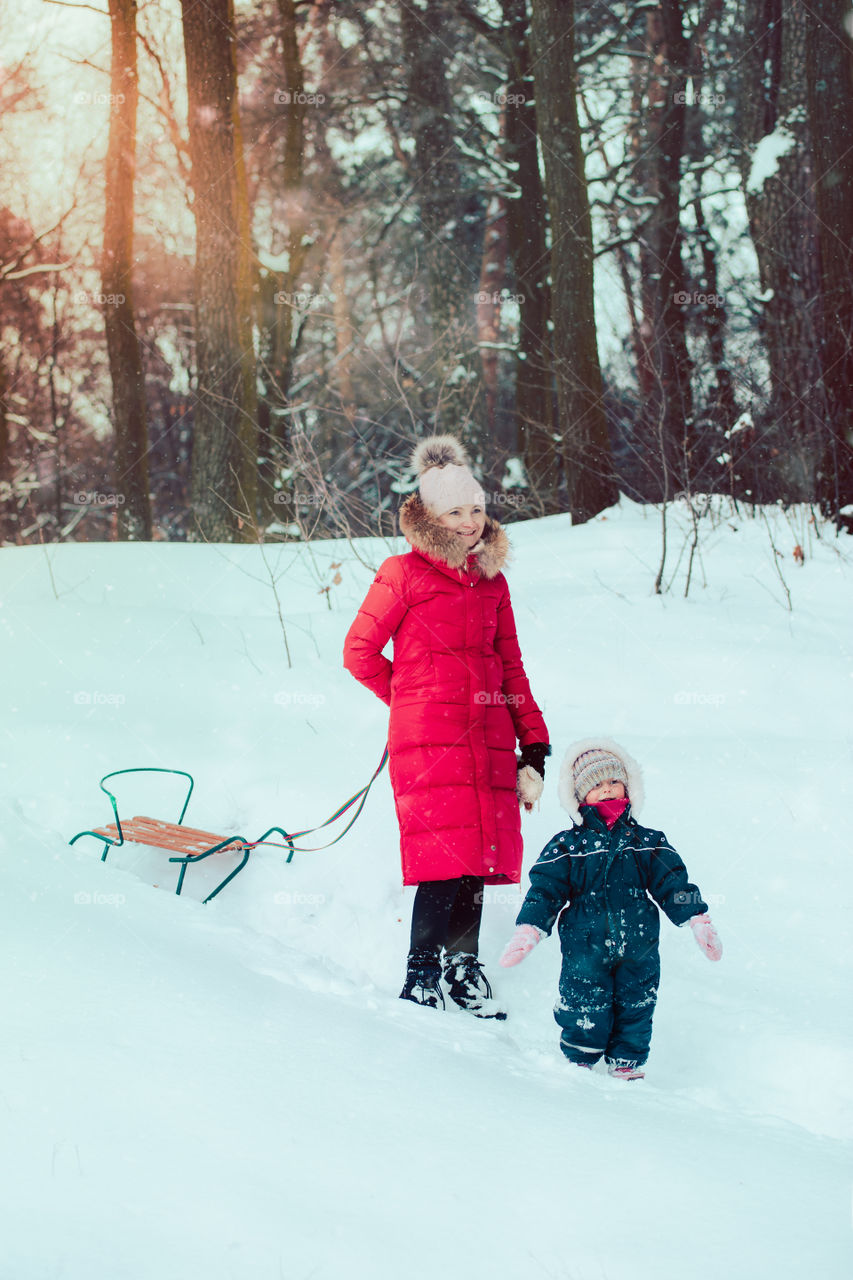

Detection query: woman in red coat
xmin=343 ymin=436 xmax=549 ymax=1017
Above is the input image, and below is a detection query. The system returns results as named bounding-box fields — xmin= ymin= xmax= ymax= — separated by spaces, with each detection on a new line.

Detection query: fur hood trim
xmin=557 ymin=735 xmax=645 ymax=826
xmin=398 ymin=493 xmax=509 ymax=578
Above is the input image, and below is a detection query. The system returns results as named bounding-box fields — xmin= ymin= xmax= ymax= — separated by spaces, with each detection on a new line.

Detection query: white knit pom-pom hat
xmin=557 ymin=736 xmax=645 ymax=826
xmin=412 ymin=434 xmax=486 ymax=516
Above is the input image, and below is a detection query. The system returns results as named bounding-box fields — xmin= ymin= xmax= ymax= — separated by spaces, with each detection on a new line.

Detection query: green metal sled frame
xmin=69 ymin=768 xmax=253 ymax=903
xmin=70 ymin=751 xmax=389 ymax=904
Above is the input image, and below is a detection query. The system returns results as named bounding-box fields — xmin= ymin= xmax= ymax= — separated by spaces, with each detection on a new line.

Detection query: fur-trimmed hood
xmin=398 ymin=493 xmax=509 ymax=579
xmin=557 ymin=736 xmax=645 ymax=826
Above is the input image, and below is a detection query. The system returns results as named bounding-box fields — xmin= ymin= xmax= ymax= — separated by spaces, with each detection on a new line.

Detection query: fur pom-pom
xmin=411 ymin=434 xmax=469 ymax=475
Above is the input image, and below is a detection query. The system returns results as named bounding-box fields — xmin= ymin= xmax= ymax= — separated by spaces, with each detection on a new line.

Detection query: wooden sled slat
xmin=91 ymin=817 xmax=250 ymax=857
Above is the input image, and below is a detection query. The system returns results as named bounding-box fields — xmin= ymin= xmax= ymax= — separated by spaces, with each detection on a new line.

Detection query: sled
xmin=69 ymin=768 xmax=253 ymax=903
xmin=69 ymin=751 xmax=389 ymax=904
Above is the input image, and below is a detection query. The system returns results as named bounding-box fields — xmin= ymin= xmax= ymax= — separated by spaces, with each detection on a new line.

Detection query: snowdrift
xmin=2 ymin=500 xmax=851 ymax=1279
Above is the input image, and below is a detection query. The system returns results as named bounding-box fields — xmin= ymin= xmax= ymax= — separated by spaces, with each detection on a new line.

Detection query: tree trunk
xmin=328 ymin=227 xmax=356 ymax=422
xmin=0 ymin=352 xmax=12 ymax=543
xmin=627 ymin=27 xmax=659 ymax=411
xmin=181 ymin=0 xmax=258 ymax=541
xmin=476 ymin=193 xmax=506 ymax=447
xmin=257 ymin=0 xmax=311 ymax=530
xmin=686 ymin=14 xmax=738 ymax=449
xmin=103 ymin=0 xmax=152 ymax=541
xmin=692 ymin=194 xmax=737 ymax=430
xmin=653 ymin=0 xmax=693 ymax=480
xmin=399 ymin=0 xmax=484 ymax=439
xmin=501 ymin=0 xmax=559 ymax=514
xmin=630 ymin=2 xmax=693 ymax=493
xmin=0 ymin=354 xmax=8 ymax=486
xmin=739 ymin=0 xmax=825 ymax=501
xmin=803 ymin=0 xmax=853 ymax=512
xmin=528 ymin=0 xmax=618 ymax=522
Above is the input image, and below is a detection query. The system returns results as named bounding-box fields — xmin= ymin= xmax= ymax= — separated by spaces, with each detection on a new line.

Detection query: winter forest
xmin=3 ymin=0 xmax=853 ymax=545
xmin=3 ymin=5 xmax=853 ymax=1275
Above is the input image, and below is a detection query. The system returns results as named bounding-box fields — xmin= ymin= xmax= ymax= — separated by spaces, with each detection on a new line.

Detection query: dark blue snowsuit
xmin=516 ymin=805 xmax=707 ymax=1066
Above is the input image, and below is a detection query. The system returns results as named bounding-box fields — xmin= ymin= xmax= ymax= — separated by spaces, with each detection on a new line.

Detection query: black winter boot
xmin=443 ymin=952 xmax=507 ymax=1020
xmin=400 ymin=948 xmax=445 ymax=1009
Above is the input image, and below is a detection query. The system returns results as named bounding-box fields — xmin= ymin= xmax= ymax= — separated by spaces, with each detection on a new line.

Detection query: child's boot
xmin=606 ymin=1057 xmax=645 ymax=1081
xmin=443 ymin=951 xmax=507 ymax=1020
xmin=400 ymin=948 xmax=445 ymax=1009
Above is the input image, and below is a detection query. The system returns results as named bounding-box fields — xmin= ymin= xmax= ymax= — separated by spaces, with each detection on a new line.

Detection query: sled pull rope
xmin=244 ymin=745 xmax=389 ymax=859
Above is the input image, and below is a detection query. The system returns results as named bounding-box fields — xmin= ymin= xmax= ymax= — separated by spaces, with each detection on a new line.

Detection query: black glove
xmin=517 ymin=742 xmax=551 ymax=779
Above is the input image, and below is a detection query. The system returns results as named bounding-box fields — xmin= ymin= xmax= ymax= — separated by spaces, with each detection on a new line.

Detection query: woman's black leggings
xmin=410 ymin=875 xmax=484 ymax=955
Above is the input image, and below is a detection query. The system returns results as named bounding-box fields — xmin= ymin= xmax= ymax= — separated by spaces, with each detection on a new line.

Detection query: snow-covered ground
xmin=2 ymin=499 xmax=851 ymax=1279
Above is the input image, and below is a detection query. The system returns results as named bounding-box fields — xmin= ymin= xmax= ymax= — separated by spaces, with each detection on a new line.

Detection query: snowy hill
xmin=2 ymin=500 xmax=851 ymax=1279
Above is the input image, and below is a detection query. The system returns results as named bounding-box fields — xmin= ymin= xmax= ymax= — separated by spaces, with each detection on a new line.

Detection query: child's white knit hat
xmin=572 ymin=748 xmax=629 ymax=803
xmin=412 ymin=435 xmax=486 ymax=516
xmin=558 ymin=736 xmax=645 ymax=825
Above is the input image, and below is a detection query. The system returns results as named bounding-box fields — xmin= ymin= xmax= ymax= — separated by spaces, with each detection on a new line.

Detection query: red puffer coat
xmin=343 ymin=496 xmax=549 ymax=886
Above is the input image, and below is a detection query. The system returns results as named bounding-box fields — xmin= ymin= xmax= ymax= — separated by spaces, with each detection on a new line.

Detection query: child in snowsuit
xmin=500 ymin=738 xmax=721 ymax=1078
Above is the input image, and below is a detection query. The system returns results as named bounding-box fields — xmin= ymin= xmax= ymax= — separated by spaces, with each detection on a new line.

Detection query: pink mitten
xmin=500 ymin=924 xmax=544 ymax=968
xmin=690 ymin=913 xmax=722 ymax=961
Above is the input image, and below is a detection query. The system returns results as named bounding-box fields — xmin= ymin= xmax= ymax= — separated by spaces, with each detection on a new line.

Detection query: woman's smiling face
xmin=437 ymin=503 xmax=486 ymax=547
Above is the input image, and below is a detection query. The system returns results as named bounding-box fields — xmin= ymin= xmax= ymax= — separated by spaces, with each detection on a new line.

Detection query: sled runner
xmin=70 ymin=753 xmax=388 ymax=904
